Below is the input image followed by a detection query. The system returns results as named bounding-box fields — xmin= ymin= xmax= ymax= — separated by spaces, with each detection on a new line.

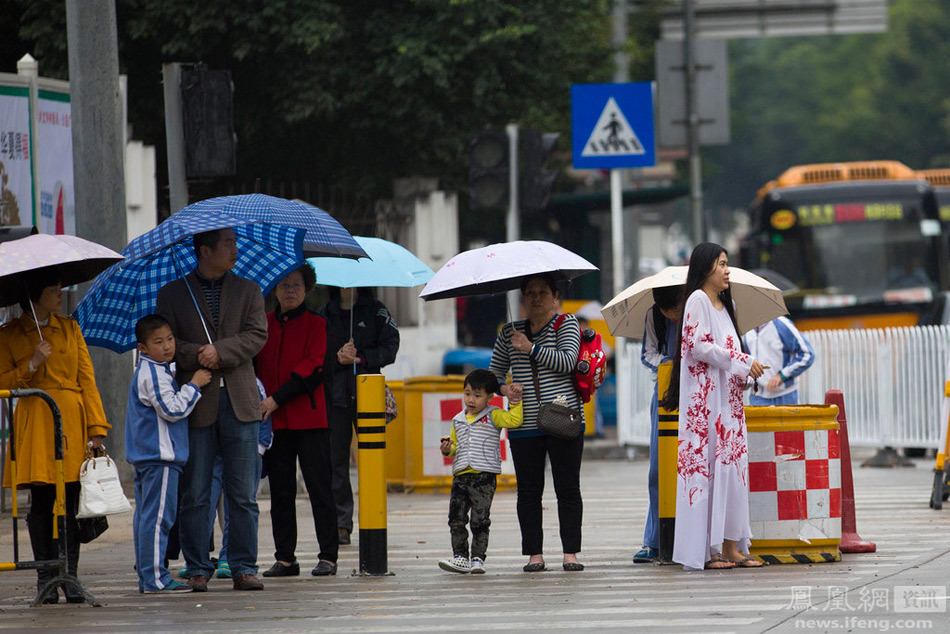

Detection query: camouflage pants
xmin=448 ymin=472 xmax=497 ymax=560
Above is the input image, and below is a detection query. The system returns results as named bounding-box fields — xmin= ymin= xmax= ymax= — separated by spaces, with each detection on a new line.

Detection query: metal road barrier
xmin=0 ymin=388 xmax=99 ymax=606
xmin=619 ymin=325 xmax=950 ymax=451
xmin=356 ymin=374 xmax=390 ymax=576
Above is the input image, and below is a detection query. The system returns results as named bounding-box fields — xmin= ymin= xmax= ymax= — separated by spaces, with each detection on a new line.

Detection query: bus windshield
xmin=771 ymin=221 xmax=937 ymax=302
xmin=753 ymin=180 xmax=942 ymax=308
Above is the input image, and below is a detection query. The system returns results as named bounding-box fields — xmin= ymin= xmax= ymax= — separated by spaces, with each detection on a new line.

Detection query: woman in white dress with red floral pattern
xmin=660 ymin=243 xmax=766 ymax=570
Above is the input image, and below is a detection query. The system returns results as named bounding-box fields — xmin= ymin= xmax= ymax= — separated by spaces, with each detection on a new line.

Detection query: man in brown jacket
xmin=156 ymin=228 xmax=268 ymax=592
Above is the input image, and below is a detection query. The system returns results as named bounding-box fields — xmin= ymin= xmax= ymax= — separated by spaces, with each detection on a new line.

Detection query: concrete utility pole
xmin=65 ymin=0 xmax=131 ymax=471
xmin=684 ymin=0 xmax=705 ymax=245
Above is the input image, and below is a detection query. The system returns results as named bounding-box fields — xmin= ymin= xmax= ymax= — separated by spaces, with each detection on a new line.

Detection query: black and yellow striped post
xmin=356 ymin=374 xmax=391 ymax=576
xmin=0 ymin=388 xmax=98 ymax=605
xmin=656 ymin=362 xmax=679 ymax=564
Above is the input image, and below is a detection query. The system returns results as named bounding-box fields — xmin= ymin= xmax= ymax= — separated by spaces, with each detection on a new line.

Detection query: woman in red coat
xmin=256 ymin=263 xmax=339 ymax=577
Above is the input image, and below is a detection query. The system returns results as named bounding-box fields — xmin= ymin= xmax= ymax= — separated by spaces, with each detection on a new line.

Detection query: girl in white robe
xmin=660 ymin=243 xmax=766 ymax=571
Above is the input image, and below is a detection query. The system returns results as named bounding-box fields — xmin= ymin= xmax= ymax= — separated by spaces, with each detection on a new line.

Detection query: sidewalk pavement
xmin=2 ymin=449 xmax=950 ymax=632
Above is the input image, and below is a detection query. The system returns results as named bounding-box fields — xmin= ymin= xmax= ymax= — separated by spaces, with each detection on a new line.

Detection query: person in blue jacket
xmin=633 ymin=285 xmax=682 ymax=564
xmin=742 ymin=316 xmax=815 ymax=405
xmin=126 ymin=314 xmax=211 ymax=593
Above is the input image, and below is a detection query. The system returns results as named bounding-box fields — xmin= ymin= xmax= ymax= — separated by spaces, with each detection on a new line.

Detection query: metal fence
xmin=617 ymin=325 xmax=950 ymax=450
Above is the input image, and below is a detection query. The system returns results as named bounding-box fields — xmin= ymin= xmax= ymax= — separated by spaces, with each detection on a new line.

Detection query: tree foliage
xmin=10 ymin=0 xmax=613 ymax=202
xmin=704 ymin=0 xmax=950 ymax=212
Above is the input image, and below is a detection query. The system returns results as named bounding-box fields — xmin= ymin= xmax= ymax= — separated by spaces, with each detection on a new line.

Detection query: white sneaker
xmin=470 ymin=557 xmax=486 ymax=574
xmin=438 ymin=555 xmax=471 ymax=574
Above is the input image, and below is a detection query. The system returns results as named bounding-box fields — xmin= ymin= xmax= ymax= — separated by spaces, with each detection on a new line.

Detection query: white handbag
xmin=76 ymin=445 xmax=133 ymax=518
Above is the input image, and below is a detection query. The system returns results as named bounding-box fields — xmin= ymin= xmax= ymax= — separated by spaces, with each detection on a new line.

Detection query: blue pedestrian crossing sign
xmin=571 ymin=82 xmax=656 ymax=169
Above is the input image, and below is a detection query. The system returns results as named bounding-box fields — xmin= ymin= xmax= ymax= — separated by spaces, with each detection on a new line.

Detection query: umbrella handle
xmin=28 ymin=297 xmax=44 ymax=343
xmin=172 ymin=251 xmax=213 ymax=345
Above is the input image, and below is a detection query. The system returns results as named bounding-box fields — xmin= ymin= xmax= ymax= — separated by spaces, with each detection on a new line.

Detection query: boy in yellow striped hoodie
xmin=438 ymin=369 xmax=523 ymax=574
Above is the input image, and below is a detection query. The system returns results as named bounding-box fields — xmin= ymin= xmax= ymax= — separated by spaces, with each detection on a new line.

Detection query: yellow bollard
xmin=356 ymin=374 xmax=390 ymax=575
xmin=656 ymin=362 xmax=678 ymax=564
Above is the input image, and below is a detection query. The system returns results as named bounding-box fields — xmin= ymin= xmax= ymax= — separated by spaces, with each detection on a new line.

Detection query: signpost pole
xmin=684 ymin=0 xmax=705 ymax=245
xmin=610 ymin=168 xmax=627 ymax=424
xmin=506 ymin=123 xmax=520 ymax=321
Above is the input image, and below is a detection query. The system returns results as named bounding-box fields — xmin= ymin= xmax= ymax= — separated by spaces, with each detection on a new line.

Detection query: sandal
xmin=704 ymin=555 xmax=736 ymax=570
xmin=733 ymin=556 xmax=765 ymax=568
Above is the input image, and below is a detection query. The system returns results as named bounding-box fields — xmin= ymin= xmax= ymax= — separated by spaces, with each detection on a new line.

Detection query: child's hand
xmin=191 ymin=369 xmax=212 ymax=388
xmin=440 ymin=436 xmax=452 ymax=456
xmin=507 ymin=382 xmax=523 ymax=405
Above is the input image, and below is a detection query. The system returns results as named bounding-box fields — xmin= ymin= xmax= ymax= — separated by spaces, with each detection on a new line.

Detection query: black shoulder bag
xmin=529 ymin=353 xmax=583 ymax=441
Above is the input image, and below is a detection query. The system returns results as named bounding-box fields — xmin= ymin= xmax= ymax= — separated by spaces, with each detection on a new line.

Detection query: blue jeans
xmin=180 ymin=387 xmax=261 ymax=578
xmin=209 ymin=455 xmax=229 ymax=562
xmin=750 ymin=390 xmax=799 ymax=406
xmin=642 ymin=386 xmax=659 ymax=550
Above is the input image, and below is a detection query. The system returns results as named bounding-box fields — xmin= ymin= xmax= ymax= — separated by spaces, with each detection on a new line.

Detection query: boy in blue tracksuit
xmin=743 ymin=316 xmax=815 ymax=405
xmin=126 ymin=314 xmax=211 ymax=593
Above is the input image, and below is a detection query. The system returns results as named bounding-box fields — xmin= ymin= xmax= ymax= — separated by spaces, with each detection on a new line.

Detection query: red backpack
xmin=552 ymin=314 xmax=607 ymax=403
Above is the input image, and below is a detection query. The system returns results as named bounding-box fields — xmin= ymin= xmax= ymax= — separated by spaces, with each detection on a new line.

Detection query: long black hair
xmin=651 ymin=285 xmax=682 ymax=358
xmin=659 ymin=243 xmax=743 ymax=411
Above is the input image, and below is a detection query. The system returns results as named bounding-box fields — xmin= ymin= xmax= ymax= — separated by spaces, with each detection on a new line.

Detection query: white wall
xmin=125 ymin=139 xmax=157 ymax=240
xmin=379 ymin=187 xmax=459 ymax=379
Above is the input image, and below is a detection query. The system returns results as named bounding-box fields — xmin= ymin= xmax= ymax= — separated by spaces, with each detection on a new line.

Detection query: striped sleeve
xmin=531 ymin=314 xmax=579 ymax=374
xmin=774 ymin=316 xmax=815 ymax=381
xmin=141 ymin=364 xmax=202 ymax=423
xmin=490 ymin=323 xmax=514 ymax=388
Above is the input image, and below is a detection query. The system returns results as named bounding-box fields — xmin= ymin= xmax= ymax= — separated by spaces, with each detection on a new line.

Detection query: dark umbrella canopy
xmin=750 ymin=268 xmax=799 ymax=293
xmin=0 ymin=234 xmax=124 ymax=307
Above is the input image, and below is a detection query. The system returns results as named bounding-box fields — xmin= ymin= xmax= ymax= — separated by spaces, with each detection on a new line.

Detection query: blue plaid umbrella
xmin=74 ymin=211 xmax=305 ymax=353
xmin=182 ymin=194 xmax=367 ymax=259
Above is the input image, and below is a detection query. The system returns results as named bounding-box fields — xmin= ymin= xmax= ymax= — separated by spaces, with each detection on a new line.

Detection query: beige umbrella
xmin=601 ymin=265 xmax=787 ymax=339
xmin=728 ymin=267 xmax=789 ymax=335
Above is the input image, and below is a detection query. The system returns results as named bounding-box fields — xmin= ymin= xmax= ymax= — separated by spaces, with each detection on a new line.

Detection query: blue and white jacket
xmin=742 ymin=316 xmax=815 ymax=399
xmin=125 ymin=354 xmax=202 ymax=468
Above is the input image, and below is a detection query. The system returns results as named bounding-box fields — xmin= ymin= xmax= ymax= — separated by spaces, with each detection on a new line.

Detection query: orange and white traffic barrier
xmin=746 ymin=405 xmax=842 ymax=564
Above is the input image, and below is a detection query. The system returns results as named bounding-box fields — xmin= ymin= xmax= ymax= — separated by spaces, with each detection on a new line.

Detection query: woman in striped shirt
xmin=490 ymin=274 xmax=585 ymax=572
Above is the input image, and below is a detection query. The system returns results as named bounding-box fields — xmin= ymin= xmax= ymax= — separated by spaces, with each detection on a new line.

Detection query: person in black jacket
xmin=319 ymin=287 xmax=399 ymax=544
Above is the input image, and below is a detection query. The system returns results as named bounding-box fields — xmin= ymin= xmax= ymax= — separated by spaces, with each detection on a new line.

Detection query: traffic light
xmin=520 ymin=128 xmax=560 ymax=211
xmin=180 ymin=64 xmax=237 ymax=178
xmin=468 ymin=129 xmax=509 ymax=211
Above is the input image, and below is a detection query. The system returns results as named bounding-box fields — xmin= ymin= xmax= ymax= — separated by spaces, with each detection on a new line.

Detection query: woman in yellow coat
xmin=1 ymin=272 xmax=109 ymax=603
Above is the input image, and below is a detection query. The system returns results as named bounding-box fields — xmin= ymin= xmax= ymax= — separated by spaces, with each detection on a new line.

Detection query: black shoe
xmin=311 ymin=560 xmax=337 ymax=576
xmin=338 ymin=528 xmax=351 ymax=545
xmin=262 ymin=561 xmax=300 ymax=577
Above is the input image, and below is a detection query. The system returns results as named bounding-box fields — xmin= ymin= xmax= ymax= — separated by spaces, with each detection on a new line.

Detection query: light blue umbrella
xmin=75 ymin=209 xmax=305 ymax=353
xmin=307 ymin=236 xmax=434 ymax=289
xmin=308 ymin=237 xmax=434 ymax=366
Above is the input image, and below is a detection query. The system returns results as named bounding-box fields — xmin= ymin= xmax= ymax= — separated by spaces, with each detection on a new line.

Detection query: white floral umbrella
xmin=0 ymin=233 xmax=124 ymax=307
xmin=419 ymin=240 xmax=597 ymax=301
